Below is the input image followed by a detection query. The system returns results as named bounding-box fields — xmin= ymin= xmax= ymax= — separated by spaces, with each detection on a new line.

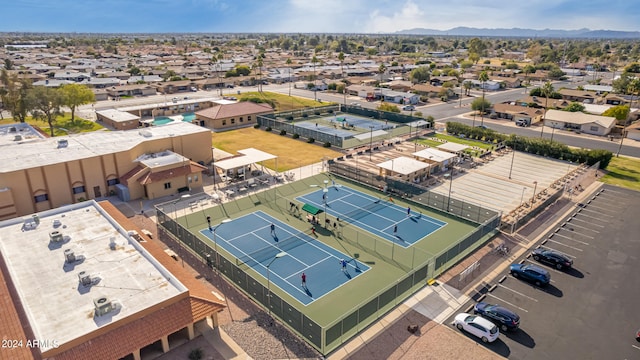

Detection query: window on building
xmin=107 ymin=178 xmax=120 ymax=186
xmin=188 ymin=176 xmax=192 ymax=183
xmin=231 ymin=118 xmax=235 ymax=124
xmin=194 ymin=175 xmax=199 ymax=182
xmin=164 ymin=182 xmax=171 ymax=189
xmin=72 ymin=185 xmax=86 ymax=194
xmin=222 ymin=120 xmax=226 ymax=126
xmin=34 ymin=194 xmax=49 ymax=203
xmin=590 ymin=126 xmax=599 ymax=132
xmin=240 ymin=117 xmax=243 ymax=123
xmin=248 ymin=115 xmax=252 ymax=122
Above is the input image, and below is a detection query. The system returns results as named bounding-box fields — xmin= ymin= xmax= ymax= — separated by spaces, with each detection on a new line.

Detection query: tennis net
xmin=236 ymin=230 xmax=311 ymax=268
xmin=340 ymin=199 xmax=388 ymax=223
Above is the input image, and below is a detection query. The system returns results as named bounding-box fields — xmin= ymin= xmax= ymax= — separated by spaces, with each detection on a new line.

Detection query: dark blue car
xmin=510 ymin=263 xmax=550 ymax=286
xmin=474 ymin=302 xmax=520 ymax=332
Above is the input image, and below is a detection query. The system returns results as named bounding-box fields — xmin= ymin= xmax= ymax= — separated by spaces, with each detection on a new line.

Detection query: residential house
xmin=625 ymin=121 xmax=640 ymax=141
xmin=411 ymin=83 xmax=442 ymax=97
xmin=106 ymin=84 xmax=157 ymax=98
xmin=490 ymin=76 xmax=522 ymax=88
xmin=381 ymin=90 xmax=419 ymax=104
xmin=156 ymin=80 xmax=198 ymax=94
xmin=345 ymin=84 xmax=380 ymax=100
xmin=558 ymin=89 xmax=599 ymax=104
xmin=544 ymin=109 xmax=616 ymax=136
xmin=492 ymin=103 xmax=544 ymax=124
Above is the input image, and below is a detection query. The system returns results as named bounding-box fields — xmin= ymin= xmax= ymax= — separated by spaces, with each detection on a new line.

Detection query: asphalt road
xmin=447 ymin=184 xmax=640 ymax=360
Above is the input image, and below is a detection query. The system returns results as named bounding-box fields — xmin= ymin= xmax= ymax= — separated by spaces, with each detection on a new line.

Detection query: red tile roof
xmin=138 ymin=162 xmax=206 ymax=185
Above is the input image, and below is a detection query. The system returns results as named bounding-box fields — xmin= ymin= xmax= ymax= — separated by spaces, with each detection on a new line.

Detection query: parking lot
xmin=447 ymin=184 xmax=640 ymax=359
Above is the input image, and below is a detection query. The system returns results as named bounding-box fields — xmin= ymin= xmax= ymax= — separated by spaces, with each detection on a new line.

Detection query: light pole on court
xmin=266 ymin=252 xmax=287 ymax=316
xmin=508 ymin=146 xmax=516 ymax=179
xmin=212 ymin=219 xmax=232 ymax=273
xmin=520 ymin=186 xmax=526 ymax=207
xmin=447 ymin=164 xmax=455 ymax=212
xmin=369 ymin=125 xmax=375 ymax=161
xmin=532 ymin=181 xmax=538 ymax=204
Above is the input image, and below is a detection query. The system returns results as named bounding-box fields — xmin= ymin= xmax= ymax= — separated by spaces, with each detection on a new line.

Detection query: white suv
xmin=453 ymin=313 xmax=500 ymax=343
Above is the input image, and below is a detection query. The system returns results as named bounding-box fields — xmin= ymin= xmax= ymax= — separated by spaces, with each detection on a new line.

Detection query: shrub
xmin=188 ymin=348 xmax=203 ymax=360
xmin=292 ymin=133 xmax=300 ymax=139
xmin=323 ymin=141 xmax=331 ymax=148
xmin=253 ymin=124 xmax=260 ymax=129
xmin=328 ymin=109 xmax=334 ymax=114
xmin=302 ymin=113 xmax=308 ymax=118
xmin=286 ymin=115 xmax=294 ymax=121
xmin=314 ymin=111 xmax=321 ymax=116
xmin=280 ymin=130 xmax=286 ymax=135
xmin=307 ymin=137 xmax=315 ymax=143
xmin=265 ymin=127 xmax=272 ymax=132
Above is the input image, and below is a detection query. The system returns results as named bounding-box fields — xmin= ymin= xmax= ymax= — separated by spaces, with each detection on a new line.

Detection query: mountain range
xmin=395 ymin=27 xmax=640 ymax=39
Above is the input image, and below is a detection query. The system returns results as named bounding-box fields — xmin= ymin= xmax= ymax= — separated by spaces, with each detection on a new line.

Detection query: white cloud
xmin=364 ymin=1 xmax=427 ymax=33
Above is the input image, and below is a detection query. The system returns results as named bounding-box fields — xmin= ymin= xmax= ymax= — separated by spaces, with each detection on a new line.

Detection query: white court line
xmin=545 ymin=239 xmax=584 ymax=252
xmin=497 ymin=284 xmax=540 ymax=302
xmin=485 ymin=293 xmax=529 ymax=312
xmin=552 ymin=232 xmax=591 ymax=245
xmin=570 ymin=217 xmax=605 ymax=228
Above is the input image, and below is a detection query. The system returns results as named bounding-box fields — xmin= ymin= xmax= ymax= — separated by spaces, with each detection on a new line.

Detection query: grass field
xmin=601 ymin=156 xmax=640 ymax=191
xmin=0 ymin=113 xmax=104 ymax=136
xmin=416 ymin=133 xmax=492 ymax=157
xmin=239 ymin=91 xmax=332 ymax=111
xmin=212 ymin=127 xmax=342 ymax=171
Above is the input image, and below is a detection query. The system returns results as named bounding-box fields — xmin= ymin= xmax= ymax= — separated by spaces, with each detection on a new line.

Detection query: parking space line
xmin=574 ymin=212 xmax=610 ymax=222
xmin=497 ymin=284 xmax=539 ymax=302
xmin=581 ymin=204 xmax=617 ymax=213
xmin=562 ymin=222 xmax=600 ymax=233
xmin=524 ymin=259 xmax=565 ymax=275
xmin=485 ymin=293 xmax=529 ymax=312
xmin=570 ymin=217 xmax=605 ymax=227
xmin=633 ymin=344 xmax=640 ymax=351
xmin=557 ymin=229 xmax=594 ymax=239
xmin=546 ymin=239 xmax=584 ymax=252
xmin=538 ymin=246 xmax=578 ymax=259
xmin=552 ymin=232 xmax=590 ymax=245
xmin=577 ymin=207 xmax=613 ymax=217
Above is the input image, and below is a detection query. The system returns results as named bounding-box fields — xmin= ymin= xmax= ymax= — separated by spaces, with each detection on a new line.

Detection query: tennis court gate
xmin=155 ymin=198 xmax=446 ymax=355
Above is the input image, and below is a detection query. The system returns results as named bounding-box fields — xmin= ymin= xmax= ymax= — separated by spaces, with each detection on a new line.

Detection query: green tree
xmin=4 ymin=59 xmax=14 ymax=70
xmin=378 ymin=63 xmax=387 ymax=85
xmin=59 ymin=84 xmax=95 ymax=123
xmin=235 ymin=65 xmax=251 ymax=76
xmin=0 ymin=69 xmax=32 ymax=123
xmin=540 ymin=81 xmax=555 ymax=137
xmin=563 ymin=102 xmax=586 ymax=112
xmin=408 ymin=66 xmax=430 ymax=84
xmin=602 ymin=105 xmax=630 ymax=123
xmin=377 ymin=103 xmax=400 ymax=113
xmin=338 ymin=51 xmax=346 ymax=105
xmin=471 ymin=97 xmax=491 ymax=113
xmin=463 ymin=81 xmax=473 ymax=96
xmin=311 ymin=55 xmax=319 ymax=101
xmin=478 ymin=71 xmax=489 ymax=125
xmin=28 ymin=86 xmax=64 ymax=137
xmin=624 ymin=62 xmax=640 ymax=73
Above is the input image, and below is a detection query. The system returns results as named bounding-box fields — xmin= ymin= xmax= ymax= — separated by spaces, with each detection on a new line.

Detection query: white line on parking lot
xmin=538 ymin=246 xmax=578 ymax=259
xmin=573 ymin=212 xmax=610 ymax=222
xmin=563 ymin=222 xmax=600 ymax=233
xmin=524 ymin=259 xmax=565 ymax=275
xmin=498 ymin=284 xmax=539 ymax=301
xmin=557 ymin=229 xmax=595 ymax=239
xmin=485 ymin=293 xmax=529 ymax=312
xmin=570 ymin=217 xmax=605 ymax=228
xmin=553 ymin=232 xmax=591 ymax=245
xmin=546 ymin=239 xmax=584 ymax=252
xmin=581 ymin=204 xmax=617 ymax=214
xmin=577 ymin=207 xmax=614 ymax=217
xmin=633 ymin=344 xmax=640 ymax=351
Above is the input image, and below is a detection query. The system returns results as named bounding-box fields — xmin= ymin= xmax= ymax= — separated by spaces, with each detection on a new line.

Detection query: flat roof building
xmin=0 ymin=200 xmax=225 ymax=360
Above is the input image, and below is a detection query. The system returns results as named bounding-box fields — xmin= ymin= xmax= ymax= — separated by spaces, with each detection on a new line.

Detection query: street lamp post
xmin=447 ymin=165 xmax=454 ymax=212
xmin=212 ymin=219 xmax=232 ymax=273
xmin=266 ymin=252 xmax=287 ymax=316
xmin=311 ymin=180 xmax=329 ymax=224
xmin=550 ymin=123 xmax=556 ymax=142
xmin=532 ymin=181 xmax=538 ymax=203
xmin=369 ymin=126 xmax=375 ymax=161
xmin=508 ymin=147 xmax=515 ymax=179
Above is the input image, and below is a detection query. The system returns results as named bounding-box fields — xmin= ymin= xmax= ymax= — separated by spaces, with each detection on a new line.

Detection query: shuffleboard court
xmin=296 ymin=185 xmax=447 ymax=247
xmin=199 ymin=211 xmax=370 ymax=305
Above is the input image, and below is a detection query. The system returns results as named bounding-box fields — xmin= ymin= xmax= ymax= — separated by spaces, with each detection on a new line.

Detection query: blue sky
xmin=1 ymin=0 xmax=638 ymax=33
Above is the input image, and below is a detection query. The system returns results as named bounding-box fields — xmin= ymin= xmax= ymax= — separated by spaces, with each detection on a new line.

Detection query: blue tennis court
xmin=296 ymin=185 xmax=447 ymax=247
xmin=200 ymin=211 xmax=370 ymax=305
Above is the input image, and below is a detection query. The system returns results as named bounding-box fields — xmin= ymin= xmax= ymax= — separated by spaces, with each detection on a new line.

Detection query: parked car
xmin=453 ymin=313 xmax=499 ymax=343
xmin=515 ymin=119 xmax=529 ymax=127
xmin=402 ymin=105 xmax=415 ymax=111
xmin=473 ymin=302 xmax=520 ymax=332
xmin=190 ymin=87 xmax=198 ymax=92
xmin=636 ymin=328 xmax=640 ymax=342
xmin=476 ymin=125 xmax=489 ymax=130
xmin=531 ymin=248 xmax=573 ymax=270
xmin=510 ymin=263 xmax=550 ymax=286
xmin=171 ymin=97 xmax=178 ymax=102
xmin=350 ymin=102 xmax=361 ymax=107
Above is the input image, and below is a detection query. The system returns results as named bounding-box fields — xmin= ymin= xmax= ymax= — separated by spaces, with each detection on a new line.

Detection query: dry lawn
xmin=238 ymin=91 xmax=329 ymax=111
xmin=212 ymin=127 xmax=342 ymax=172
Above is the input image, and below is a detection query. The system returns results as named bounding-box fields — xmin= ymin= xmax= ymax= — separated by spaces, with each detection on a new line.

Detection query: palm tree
xmin=463 ymin=81 xmax=472 ymax=96
xmin=256 ymin=56 xmax=264 ymax=93
xmin=540 ymin=81 xmax=555 ymax=138
xmin=311 ymin=55 xmax=319 ymax=101
xmin=378 ymin=63 xmax=387 ymax=101
xmin=338 ymin=51 xmax=345 ymax=107
xmin=627 ymin=78 xmax=640 ymax=122
xmin=478 ymin=71 xmax=489 ymax=126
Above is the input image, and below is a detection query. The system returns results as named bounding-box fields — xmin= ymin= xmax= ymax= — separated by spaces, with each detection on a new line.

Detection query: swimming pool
xmin=152 ymin=112 xmax=196 ymax=126
xmin=152 ymin=117 xmax=173 ymax=125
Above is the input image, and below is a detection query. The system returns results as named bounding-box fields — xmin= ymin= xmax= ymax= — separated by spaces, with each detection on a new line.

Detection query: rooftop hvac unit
xmin=9 ymin=127 xmax=17 ymax=132
xmin=78 ymin=271 xmax=92 ymax=287
xmin=64 ymin=249 xmax=76 ymax=263
xmin=109 ymin=236 xmax=116 ymax=250
xmin=57 ymin=139 xmax=68 ymax=148
xmin=14 ymin=135 xmax=23 ymax=141
xmin=49 ymin=231 xmax=63 ymax=243
xmin=93 ymin=296 xmax=113 ymax=316
xmin=139 ymin=130 xmax=152 ymax=138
